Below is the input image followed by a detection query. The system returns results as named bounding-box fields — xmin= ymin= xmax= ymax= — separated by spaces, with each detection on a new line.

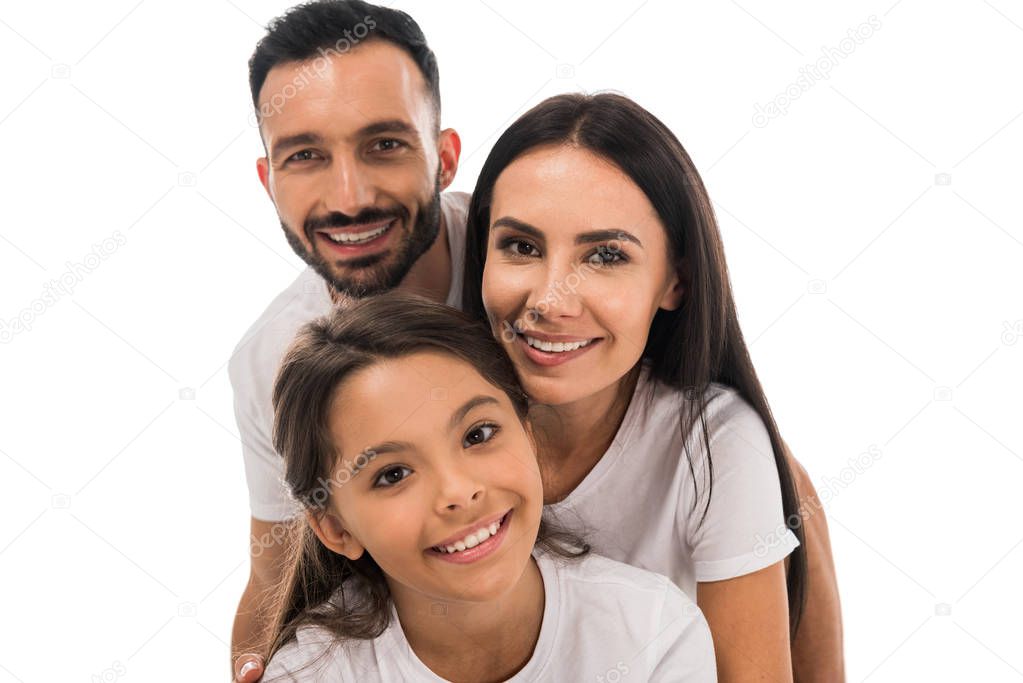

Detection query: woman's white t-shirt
xmin=544 ymin=359 xmax=800 ymax=598
xmin=263 ymin=549 xmax=716 ymax=682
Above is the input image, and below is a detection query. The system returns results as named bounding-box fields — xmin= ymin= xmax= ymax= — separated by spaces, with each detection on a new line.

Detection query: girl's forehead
xmin=328 ymin=351 xmax=510 ymax=450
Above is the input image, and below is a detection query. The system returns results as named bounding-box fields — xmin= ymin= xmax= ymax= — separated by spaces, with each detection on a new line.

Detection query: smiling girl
xmin=260 ymin=292 xmax=716 ymax=681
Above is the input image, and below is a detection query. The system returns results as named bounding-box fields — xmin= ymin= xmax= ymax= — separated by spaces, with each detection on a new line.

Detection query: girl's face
xmin=314 ymin=351 xmax=544 ymax=605
xmin=481 ymin=145 xmax=683 ymax=406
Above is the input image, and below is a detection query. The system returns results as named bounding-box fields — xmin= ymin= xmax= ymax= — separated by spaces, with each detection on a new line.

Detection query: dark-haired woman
xmin=462 ymin=92 xmax=844 ymax=681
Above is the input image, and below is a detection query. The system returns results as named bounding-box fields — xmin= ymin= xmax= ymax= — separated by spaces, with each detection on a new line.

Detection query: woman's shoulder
xmin=541 ymin=549 xmax=698 ymax=609
xmin=638 ymin=369 xmax=765 ymax=446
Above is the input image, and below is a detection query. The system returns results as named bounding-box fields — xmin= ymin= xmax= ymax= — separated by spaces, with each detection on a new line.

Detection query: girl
xmin=261 ymin=292 xmax=717 ymax=681
xmin=462 ymin=93 xmax=832 ymax=680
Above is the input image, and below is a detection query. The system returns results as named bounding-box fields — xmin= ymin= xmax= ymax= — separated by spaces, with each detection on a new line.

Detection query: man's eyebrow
xmin=348 ymin=395 xmax=499 ymax=474
xmin=270 ymin=132 xmax=325 ymax=160
xmin=491 ymin=216 xmax=643 ymax=249
xmin=356 ymin=119 xmax=420 ymax=140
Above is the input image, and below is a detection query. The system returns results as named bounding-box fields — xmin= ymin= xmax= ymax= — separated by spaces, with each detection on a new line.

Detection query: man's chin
xmin=316 ymin=264 xmax=403 ymax=300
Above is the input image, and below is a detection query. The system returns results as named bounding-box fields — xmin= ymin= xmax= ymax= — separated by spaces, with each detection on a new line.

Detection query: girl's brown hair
xmin=262 ymin=291 xmax=587 ymax=667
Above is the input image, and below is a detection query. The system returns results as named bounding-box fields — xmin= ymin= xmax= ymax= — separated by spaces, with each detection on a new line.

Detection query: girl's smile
xmin=426 ymin=508 xmax=514 ymax=564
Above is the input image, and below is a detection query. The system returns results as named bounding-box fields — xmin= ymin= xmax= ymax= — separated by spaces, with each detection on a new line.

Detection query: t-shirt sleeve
xmin=229 ymin=352 xmax=301 ymax=523
xmin=681 ymin=390 xmax=800 ymax=582
xmin=647 ymin=579 xmax=717 ymax=682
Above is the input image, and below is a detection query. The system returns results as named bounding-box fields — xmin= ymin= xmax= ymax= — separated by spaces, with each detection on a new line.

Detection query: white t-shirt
xmin=229 ymin=191 xmax=470 ymax=522
xmin=545 ymin=359 xmax=800 ymax=596
xmin=263 ymin=549 xmax=717 ymax=682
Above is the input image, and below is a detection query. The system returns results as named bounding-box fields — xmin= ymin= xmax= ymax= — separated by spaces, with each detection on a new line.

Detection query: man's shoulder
xmin=227 ymin=267 xmax=332 ymax=390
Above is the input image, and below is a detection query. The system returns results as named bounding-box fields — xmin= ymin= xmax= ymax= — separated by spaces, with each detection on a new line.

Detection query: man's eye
xmin=373 ymin=465 xmax=413 ymax=488
xmin=287 ymin=150 xmax=318 ymax=162
xmin=373 ymin=139 xmax=405 ymax=152
xmin=464 ymin=423 xmax=500 ymax=447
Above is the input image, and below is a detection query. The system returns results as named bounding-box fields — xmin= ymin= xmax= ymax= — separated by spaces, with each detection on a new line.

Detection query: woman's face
xmin=317 ymin=351 xmax=544 ymax=605
xmin=481 ymin=145 xmax=683 ymax=406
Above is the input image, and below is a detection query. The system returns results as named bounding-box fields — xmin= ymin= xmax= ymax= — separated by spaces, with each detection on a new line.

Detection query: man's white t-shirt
xmin=228 ymin=192 xmax=469 ymax=522
xmin=262 ymin=549 xmax=717 ymax=682
xmin=544 ymin=358 xmax=800 ymax=597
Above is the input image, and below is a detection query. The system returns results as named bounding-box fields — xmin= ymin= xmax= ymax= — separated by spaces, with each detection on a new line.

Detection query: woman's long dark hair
xmin=462 ymin=92 xmax=807 ymax=636
xmin=263 ymin=291 xmax=588 ymax=669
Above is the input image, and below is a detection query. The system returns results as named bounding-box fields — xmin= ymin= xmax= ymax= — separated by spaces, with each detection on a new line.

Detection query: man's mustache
xmin=304 ymin=207 xmax=407 ymax=238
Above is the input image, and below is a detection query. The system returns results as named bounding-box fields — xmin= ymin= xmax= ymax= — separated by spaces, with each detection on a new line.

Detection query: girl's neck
xmin=387 ymin=554 xmax=546 ymax=683
xmin=533 ymin=363 xmax=642 ymax=504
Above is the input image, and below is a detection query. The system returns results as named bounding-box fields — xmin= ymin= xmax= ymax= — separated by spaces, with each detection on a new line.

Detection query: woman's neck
xmin=532 ymin=363 xmax=642 ymax=504
xmin=387 ymin=555 xmax=545 ymax=683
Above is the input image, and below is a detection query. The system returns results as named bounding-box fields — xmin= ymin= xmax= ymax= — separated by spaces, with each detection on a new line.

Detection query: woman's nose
xmin=525 ymin=260 xmax=585 ymax=320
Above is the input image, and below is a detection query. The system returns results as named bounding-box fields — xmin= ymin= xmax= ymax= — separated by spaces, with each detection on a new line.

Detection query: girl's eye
xmin=464 ymin=422 xmax=500 ymax=448
xmin=500 ymin=238 xmax=539 ymax=258
xmin=587 ymin=245 xmax=627 ymax=267
xmin=373 ymin=465 xmax=413 ymax=488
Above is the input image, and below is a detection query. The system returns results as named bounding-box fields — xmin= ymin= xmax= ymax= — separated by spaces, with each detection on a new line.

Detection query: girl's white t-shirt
xmin=263 ymin=549 xmax=716 ymax=682
xmin=544 ymin=359 xmax=800 ymax=597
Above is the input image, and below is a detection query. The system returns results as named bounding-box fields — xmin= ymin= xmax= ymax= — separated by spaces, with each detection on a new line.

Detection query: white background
xmin=1 ymin=0 xmax=1021 ymax=680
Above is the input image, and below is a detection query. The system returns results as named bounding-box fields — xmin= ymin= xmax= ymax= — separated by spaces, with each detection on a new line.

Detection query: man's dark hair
xmin=248 ymin=0 xmax=440 ymax=124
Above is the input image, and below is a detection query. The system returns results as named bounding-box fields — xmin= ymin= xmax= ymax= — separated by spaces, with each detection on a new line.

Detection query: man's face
xmin=256 ymin=40 xmax=458 ymax=298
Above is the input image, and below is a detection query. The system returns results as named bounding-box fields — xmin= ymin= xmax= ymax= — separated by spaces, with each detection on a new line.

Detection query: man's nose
xmin=322 ymin=155 xmax=374 ymax=216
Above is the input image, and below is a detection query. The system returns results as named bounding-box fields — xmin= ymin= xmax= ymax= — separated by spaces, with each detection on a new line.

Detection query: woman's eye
xmin=502 ymin=239 xmax=539 ymax=257
xmin=587 ymin=245 xmax=626 ymax=266
xmin=373 ymin=465 xmax=413 ymax=488
xmin=464 ymin=423 xmax=500 ymax=447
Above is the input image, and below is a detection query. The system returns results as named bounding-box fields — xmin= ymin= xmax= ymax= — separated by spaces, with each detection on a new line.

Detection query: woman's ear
xmin=659 ymin=268 xmax=685 ymax=312
xmin=306 ymin=509 xmax=365 ymax=561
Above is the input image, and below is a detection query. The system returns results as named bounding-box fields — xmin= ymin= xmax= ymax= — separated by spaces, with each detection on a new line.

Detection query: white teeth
xmin=434 ymin=515 xmax=505 ymax=554
xmin=524 ymin=336 xmax=593 ymax=353
xmin=325 ymin=223 xmax=391 ymax=244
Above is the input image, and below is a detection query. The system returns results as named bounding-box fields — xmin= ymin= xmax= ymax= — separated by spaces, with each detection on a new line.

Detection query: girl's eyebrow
xmin=491 ymin=215 xmax=643 ymax=249
xmin=347 ymin=395 xmax=501 ymax=473
xmin=447 ymin=395 xmax=499 ymax=431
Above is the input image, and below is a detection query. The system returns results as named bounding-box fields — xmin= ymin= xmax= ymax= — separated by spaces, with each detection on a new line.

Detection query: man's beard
xmin=281 ymin=178 xmax=442 ymax=299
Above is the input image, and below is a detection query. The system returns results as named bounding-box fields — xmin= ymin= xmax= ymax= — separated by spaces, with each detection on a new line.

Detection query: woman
xmin=462 ymin=92 xmax=842 ymax=680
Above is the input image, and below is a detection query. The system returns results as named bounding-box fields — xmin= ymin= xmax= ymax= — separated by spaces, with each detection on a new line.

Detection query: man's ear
xmin=256 ymin=157 xmax=273 ymax=201
xmin=659 ymin=267 xmax=685 ymax=312
xmin=436 ymin=128 xmax=461 ymax=191
xmin=306 ymin=509 xmax=365 ymax=561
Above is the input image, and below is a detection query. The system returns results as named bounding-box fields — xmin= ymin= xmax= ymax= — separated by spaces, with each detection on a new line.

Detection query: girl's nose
xmin=434 ymin=466 xmax=485 ymax=513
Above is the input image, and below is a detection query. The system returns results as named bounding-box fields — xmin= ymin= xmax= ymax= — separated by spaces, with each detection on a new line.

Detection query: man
xmin=230 ymin=2 xmax=844 ymax=680
xmin=230 ymin=2 xmax=465 ymax=679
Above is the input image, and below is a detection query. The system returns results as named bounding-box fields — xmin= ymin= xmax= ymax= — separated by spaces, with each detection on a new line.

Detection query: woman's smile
xmin=515 ymin=331 xmax=604 ymax=367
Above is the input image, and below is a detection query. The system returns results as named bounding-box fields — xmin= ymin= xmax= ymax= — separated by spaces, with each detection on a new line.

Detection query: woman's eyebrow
xmin=491 ymin=216 xmax=643 ymax=248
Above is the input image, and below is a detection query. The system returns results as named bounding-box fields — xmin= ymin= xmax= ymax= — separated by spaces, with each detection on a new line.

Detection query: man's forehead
xmin=258 ymin=40 xmax=431 ymax=139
